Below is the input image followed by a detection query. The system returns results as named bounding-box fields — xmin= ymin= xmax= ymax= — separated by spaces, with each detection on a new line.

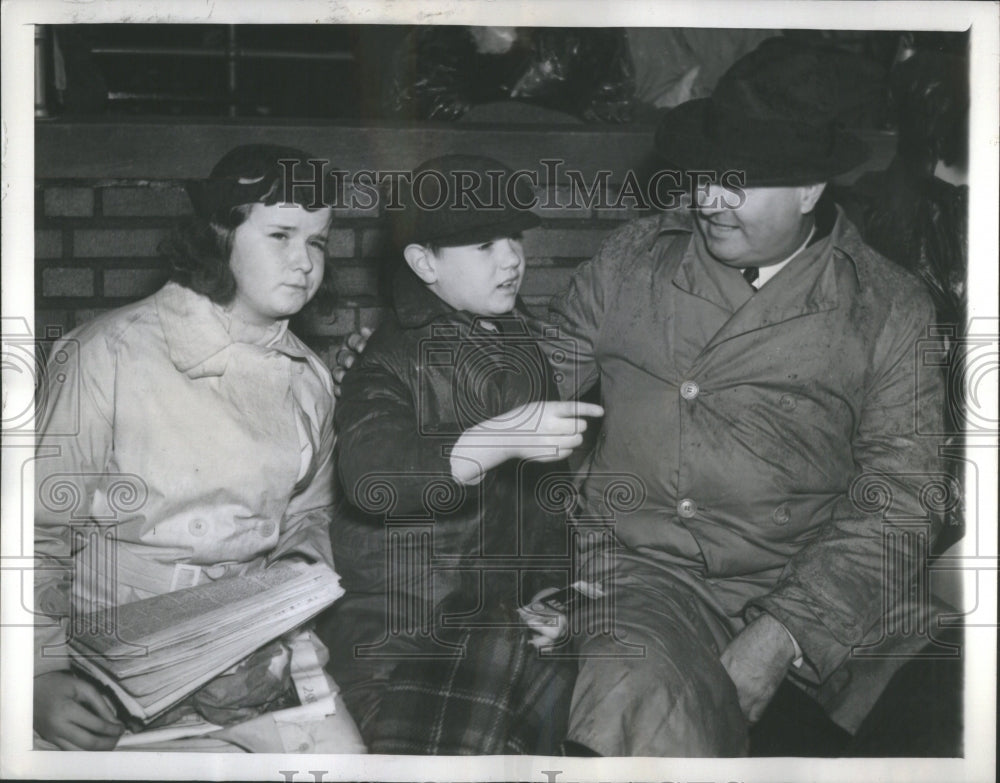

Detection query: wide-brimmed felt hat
xmin=395 ymin=154 xmax=540 ymax=248
xmin=186 ymin=144 xmax=325 ymax=220
xmin=654 ymin=38 xmax=870 ymax=186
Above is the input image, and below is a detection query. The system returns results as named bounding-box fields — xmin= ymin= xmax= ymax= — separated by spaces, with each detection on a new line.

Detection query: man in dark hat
xmin=543 ymin=38 xmax=947 ymax=755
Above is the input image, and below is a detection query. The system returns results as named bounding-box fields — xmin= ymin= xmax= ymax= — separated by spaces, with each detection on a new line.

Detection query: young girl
xmin=32 ymin=145 xmax=363 ymax=752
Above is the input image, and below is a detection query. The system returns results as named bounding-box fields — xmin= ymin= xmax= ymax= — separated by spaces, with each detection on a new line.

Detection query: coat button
xmin=772 ymin=504 xmax=791 ymax=525
xmin=779 ymin=394 xmax=797 ymax=411
xmin=678 ymin=498 xmax=697 ymax=518
xmin=260 ymin=521 xmax=276 ymax=537
xmin=188 ymin=517 xmax=207 ymax=537
xmin=204 ymin=564 xmax=228 ymax=580
xmin=680 ymin=381 xmax=700 ymax=400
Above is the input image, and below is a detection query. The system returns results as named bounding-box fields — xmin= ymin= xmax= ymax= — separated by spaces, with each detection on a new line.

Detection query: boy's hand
xmin=34 ymin=671 xmax=124 ymax=750
xmin=517 ymin=587 xmax=570 ymax=651
xmin=450 ymin=400 xmax=604 ymax=484
xmin=332 ymin=327 xmax=373 ymax=397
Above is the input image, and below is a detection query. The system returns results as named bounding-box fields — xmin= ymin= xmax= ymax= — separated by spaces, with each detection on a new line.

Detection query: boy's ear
xmin=403 ymin=243 xmax=438 ymax=284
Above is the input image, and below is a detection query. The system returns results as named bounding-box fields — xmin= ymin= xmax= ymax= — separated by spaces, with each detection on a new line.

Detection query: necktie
xmin=741 ymin=266 xmax=759 ymax=289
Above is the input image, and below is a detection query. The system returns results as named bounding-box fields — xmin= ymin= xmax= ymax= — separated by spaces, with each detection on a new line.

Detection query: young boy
xmin=318 ymin=154 xmax=602 ymax=754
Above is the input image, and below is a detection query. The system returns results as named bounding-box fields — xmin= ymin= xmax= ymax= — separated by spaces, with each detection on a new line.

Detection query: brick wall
xmin=34 ymin=121 xmax=894 ymax=364
xmin=36 ymin=182 xmax=185 ymax=340
xmin=34 ymin=180 xmax=640 ymax=365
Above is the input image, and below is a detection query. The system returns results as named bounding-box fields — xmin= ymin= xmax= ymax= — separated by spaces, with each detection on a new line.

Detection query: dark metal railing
xmin=36 ymin=24 xmax=355 ymax=118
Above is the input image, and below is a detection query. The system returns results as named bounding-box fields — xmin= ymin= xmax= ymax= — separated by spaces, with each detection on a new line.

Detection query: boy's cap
xmin=397 ymin=154 xmax=540 ymax=248
xmin=185 ymin=144 xmax=323 ymax=220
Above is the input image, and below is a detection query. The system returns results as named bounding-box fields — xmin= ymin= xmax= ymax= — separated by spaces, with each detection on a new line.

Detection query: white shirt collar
xmin=755 ymin=224 xmax=817 ymax=288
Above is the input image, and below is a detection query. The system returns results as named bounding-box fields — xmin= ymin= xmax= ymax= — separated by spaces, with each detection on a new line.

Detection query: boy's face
xmin=427 ymin=235 xmax=526 ymax=316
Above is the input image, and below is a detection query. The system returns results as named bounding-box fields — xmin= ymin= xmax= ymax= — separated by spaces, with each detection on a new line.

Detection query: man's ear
xmin=798 ymin=183 xmax=827 ymax=214
xmin=403 ymin=243 xmax=437 ymax=284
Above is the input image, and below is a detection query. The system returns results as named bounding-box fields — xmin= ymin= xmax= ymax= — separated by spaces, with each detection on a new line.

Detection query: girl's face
xmin=227 ymin=202 xmax=332 ymax=326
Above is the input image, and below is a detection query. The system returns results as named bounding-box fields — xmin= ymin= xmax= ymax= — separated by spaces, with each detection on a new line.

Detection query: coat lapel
xmin=155 ymin=282 xmax=233 ymax=377
xmin=691 ymin=228 xmax=842 ymax=362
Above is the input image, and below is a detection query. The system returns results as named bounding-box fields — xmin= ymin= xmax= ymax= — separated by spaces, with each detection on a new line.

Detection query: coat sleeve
xmin=267 ymin=367 xmax=337 ymax=570
xmin=33 ymin=328 xmax=116 ymax=677
xmin=545 ymin=220 xmax=654 ymax=400
xmin=335 ymin=349 xmax=465 ymax=520
xmin=749 ymin=290 xmax=946 ymax=680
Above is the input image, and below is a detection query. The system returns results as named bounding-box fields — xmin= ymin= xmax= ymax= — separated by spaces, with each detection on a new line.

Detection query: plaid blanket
xmin=367 ymin=608 xmax=576 ymax=755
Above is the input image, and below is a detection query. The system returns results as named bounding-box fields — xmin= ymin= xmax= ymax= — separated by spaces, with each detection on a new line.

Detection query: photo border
xmin=3 ymin=1 xmax=996 ymax=781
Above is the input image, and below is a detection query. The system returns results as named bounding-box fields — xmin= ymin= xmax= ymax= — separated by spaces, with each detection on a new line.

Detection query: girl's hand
xmin=34 ymin=671 xmax=124 ymax=750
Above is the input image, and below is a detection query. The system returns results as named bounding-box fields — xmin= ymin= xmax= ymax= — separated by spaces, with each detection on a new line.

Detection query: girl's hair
xmin=161 ymin=204 xmax=253 ymax=305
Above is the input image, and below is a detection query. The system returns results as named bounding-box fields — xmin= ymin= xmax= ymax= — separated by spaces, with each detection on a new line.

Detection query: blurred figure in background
xmin=384 ymin=26 xmax=635 ymax=123
xmin=835 ymin=32 xmax=969 ymax=329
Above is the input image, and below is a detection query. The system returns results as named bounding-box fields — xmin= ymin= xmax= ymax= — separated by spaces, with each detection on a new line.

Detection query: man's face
xmin=694 ymin=184 xmax=818 ymax=268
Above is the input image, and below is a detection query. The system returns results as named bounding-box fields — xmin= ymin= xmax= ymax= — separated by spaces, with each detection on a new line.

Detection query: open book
xmin=68 ymin=562 xmax=344 ymax=723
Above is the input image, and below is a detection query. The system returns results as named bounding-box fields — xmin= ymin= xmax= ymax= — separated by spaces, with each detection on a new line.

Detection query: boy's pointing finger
xmin=554 ymin=402 xmax=604 ymax=418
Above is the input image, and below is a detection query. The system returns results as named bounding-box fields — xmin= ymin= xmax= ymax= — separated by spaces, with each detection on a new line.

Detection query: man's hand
xmin=450 ymin=400 xmax=604 ymax=485
xmin=332 ymin=327 xmax=373 ymax=397
xmin=34 ymin=671 xmax=125 ymax=750
xmin=719 ymin=613 xmax=797 ymax=724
